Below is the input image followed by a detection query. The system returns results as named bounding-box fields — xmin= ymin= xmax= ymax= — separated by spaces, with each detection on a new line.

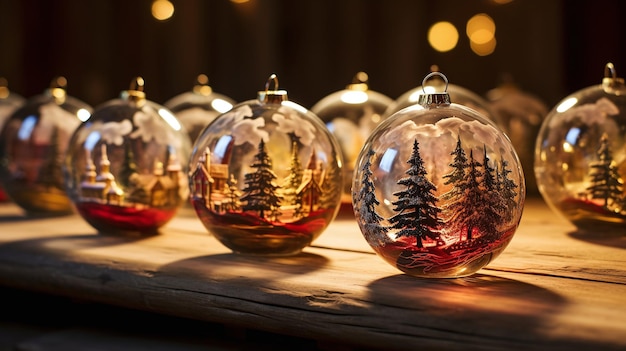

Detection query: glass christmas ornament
xmin=487 ymin=75 xmax=549 ymax=196
xmin=353 ymin=72 xmax=525 ymax=278
xmin=164 ymin=74 xmax=236 ymax=144
xmin=311 ymin=72 xmax=393 ymax=209
xmin=0 ymin=78 xmax=26 ymax=202
xmin=189 ymin=74 xmax=343 ymax=256
xmin=64 ymin=77 xmax=192 ymax=235
xmin=0 ymin=77 xmax=92 ymax=215
xmin=535 ymin=63 xmax=626 ymax=233
xmin=384 ymin=67 xmax=499 ymax=125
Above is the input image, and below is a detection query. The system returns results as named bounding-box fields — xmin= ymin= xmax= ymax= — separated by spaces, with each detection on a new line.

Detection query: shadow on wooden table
xmin=568 ymin=229 xmax=626 ymax=249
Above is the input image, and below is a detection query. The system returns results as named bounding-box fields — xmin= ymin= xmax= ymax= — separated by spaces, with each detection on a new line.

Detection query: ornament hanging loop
xmin=602 ymin=62 xmax=625 ymax=92
xmin=421 ymin=71 xmax=449 ymax=94
xmin=258 ymin=73 xmax=288 ymax=103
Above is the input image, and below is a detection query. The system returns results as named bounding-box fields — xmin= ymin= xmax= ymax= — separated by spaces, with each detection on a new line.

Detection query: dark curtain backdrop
xmin=0 ymin=0 xmax=624 ymax=110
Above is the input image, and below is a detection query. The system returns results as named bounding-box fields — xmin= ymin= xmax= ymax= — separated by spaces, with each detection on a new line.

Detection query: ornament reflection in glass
xmin=311 ymin=72 xmax=393 ymax=210
xmin=164 ymin=74 xmax=235 ymax=144
xmin=189 ymin=74 xmax=343 ymax=256
xmin=353 ymin=72 xmax=525 ymax=278
xmin=64 ymin=77 xmax=191 ymax=235
xmin=535 ymin=63 xmax=626 ymax=233
xmin=0 ymin=77 xmax=92 ymax=215
xmin=0 ymin=78 xmax=26 ymax=202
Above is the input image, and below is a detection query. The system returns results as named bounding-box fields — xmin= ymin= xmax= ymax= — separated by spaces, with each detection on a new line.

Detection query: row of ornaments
xmin=0 ymin=63 xmax=623 ymax=279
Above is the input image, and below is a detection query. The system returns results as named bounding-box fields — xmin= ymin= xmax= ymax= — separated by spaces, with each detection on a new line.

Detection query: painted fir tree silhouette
xmin=388 ymin=139 xmax=443 ymax=248
xmin=477 ymin=146 xmax=503 ymax=237
xmin=498 ymin=158 xmax=518 ymax=223
xmin=241 ymin=139 xmax=282 ymax=219
xmin=118 ymin=142 xmax=138 ymax=188
xmin=356 ymin=148 xmax=388 ymax=246
xmin=38 ymin=126 xmax=63 ymax=189
xmin=585 ymin=133 xmax=623 ymax=208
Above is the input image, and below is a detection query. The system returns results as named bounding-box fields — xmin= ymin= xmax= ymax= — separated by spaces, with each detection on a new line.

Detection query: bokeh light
xmin=428 ymin=22 xmax=459 ymax=52
xmin=152 ymin=0 xmax=174 ymax=21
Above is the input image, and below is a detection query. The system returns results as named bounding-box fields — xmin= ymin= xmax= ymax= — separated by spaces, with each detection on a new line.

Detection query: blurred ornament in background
xmin=535 ymin=63 xmax=626 ymax=233
xmin=0 ymin=77 xmax=92 ymax=215
xmin=164 ymin=74 xmax=235 ymax=144
xmin=384 ymin=65 xmax=500 ymax=126
xmin=486 ymin=74 xmax=549 ymax=196
xmin=353 ymin=72 xmax=525 ymax=278
xmin=311 ymin=72 xmax=393 ymax=210
xmin=0 ymin=78 xmax=26 ymax=202
xmin=188 ymin=74 xmax=343 ymax=256
xmin=64 ymin=77 xmax=192 ymax=235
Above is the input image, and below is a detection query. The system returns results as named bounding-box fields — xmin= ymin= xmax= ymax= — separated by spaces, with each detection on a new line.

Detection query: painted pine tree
xmin=38 ymin=126 xmax=63 ymax=189
xmin=456 ymin=149 xmax=483 ymax=241
xmin=241 ymin=139 xmax=282 ymax=219
xmin=319 ymin=148 xmax=342 ymax=209
xmin=118 ymin=142 xmax=138 ymax=188
xmin=355 ymin=148 xmax=389 ymax=246
xmin=477 ymin=146 xmax=503 ymax=237
xmin=388 ymin=139 xmax=443 ymax=248
xmin=441 ymin=136 xmax=469 ymax=235
xmin=498 ymin=158 xmax=518 ymax=223
xmin=585 ymin=133 xmax=623 ymax=208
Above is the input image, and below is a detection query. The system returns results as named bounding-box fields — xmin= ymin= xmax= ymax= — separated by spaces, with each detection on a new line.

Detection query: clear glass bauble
xmin=164 ymin=74 xmax=236 ymax=144
xmin=384 ymin=69 xmax=499 ymax=126
xmin=353 ymin=72 xmax=525 ymax=278
xmin=487 ymin=78 xmax=549 ymax=196
xmin=0 ymin=77 xmax=92 ymax=215
xmin=0 ymin=78 xmax=26 ymax=202
xmin=189 ymin=74 xmax=343 ymax=256
xmin=64 ymin=78 xmax=192 ymax=235
xmin=535 ymin=63 xmax=626 ymax=233
xmin=311 ymin=72 xmax=393 ymax=209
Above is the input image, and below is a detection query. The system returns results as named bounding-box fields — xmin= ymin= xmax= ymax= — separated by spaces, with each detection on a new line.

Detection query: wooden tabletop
xmin=0 ymin=197 xmax=624 ymax=351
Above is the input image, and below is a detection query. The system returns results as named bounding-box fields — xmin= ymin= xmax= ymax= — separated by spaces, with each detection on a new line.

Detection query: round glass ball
xmin=311 ymin=72 xmax=393 ymax=209
xmin=535 ymin=63 xmax=626 ymax=232
xmin=0 ymin=79 xmax=26 ymax=202
xmin=64 ymin=78 xmax=192 ymax=235
xmin=189 ymin=75 xmax=343 ymax=256
xmin=164 ymin=74 xmax=236 ymax=144
xmin=0 ymin=77 xmax=92 ymax=215
xmin=353 ymin=78 xmax=525 ymax=278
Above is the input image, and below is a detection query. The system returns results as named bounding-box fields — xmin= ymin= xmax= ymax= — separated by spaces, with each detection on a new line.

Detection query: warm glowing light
xmin=230 ymin=0 xmax=250 ymax=3
xmin=470 ymin=36 xmax=496 ymax=56
xmin=158 ymin=108 xmax=181 ymax=130
xmin=491 ymin=0 xmax=513 ymax=4
xmin=77 ymin=108 xmax=91 ymax=122
xmin=562 ymin=142 xmax=573 ymax=153
xmin=470 ymin=29 xmax=494 ymax=45
xmin=466 ymin=14 xmax=495 ymax=39
xmin=340 ymin=91 xmax=368 ymax=104
xmin=428 ymin=22 xmax=459 ymax=52
xmin=152 ymin=0 xmax=174 ymax=21
xmin=556 ymin=97 xmax=578 ymax=113
xmin=211 ymin=99 xmax=234 ymax=113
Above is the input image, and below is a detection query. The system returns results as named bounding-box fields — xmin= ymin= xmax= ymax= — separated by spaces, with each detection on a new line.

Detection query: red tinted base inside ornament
xmin=76 ymin=202 xmax=178 ymax=235
xmin=192 ymin=199 xmax=333 ymax=256
xmin=5 ymin=185 xmax=73 ymax=215
xmin=558 ymin=198 xmax=626 ymax=234
xmin=0 ymin=188 xmax=8 ymax=202
xmin=374 ymin=227 xmax=516 ymax=278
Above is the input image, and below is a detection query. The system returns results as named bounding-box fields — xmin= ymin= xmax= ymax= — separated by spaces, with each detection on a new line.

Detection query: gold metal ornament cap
xmin=46 ymin=76 xmax=67 ymax=104
xmin=346 ymin=71 xmax=369 ymax=92
xmin=121 ymin=77 xmax=147 ymax=105
xmin=258 ymin=74 xmax=288 ymax=103
xmin=418 ymin=71 xmax=451 ymax=107
xmin=193 ymin=74 xmax=213 ymax=96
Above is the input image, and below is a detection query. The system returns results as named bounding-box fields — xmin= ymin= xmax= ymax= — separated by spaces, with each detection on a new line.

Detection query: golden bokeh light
xmin=151 ymin=0 xmax=174 ymax=21
xmin=470 ymin=36 xmax=497 ymax=56
xmin=466 ymin=13 xmax=495 ymax=39
xmin=428 ymin=22 xmax=459 ymax=52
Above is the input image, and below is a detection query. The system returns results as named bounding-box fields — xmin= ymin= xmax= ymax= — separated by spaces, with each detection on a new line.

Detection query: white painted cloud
xmin=272 ymin=111 xmax=316 ymax=145
xmin=100 ymin=120 xmax=133 ymax=145
xmin=549 ymin=97 xmax=619 ymax=128
xmin=232 ymin=117 xmax=268 ymax=146
xmin=210 ymin=104 xmax=253 ymax=132
xmin=33 ymin=103 xmax=81 ymax=144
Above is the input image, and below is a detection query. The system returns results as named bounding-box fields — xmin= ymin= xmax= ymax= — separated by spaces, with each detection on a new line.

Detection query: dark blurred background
xmin=0 ymin=0 xmax=624 ymax=110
